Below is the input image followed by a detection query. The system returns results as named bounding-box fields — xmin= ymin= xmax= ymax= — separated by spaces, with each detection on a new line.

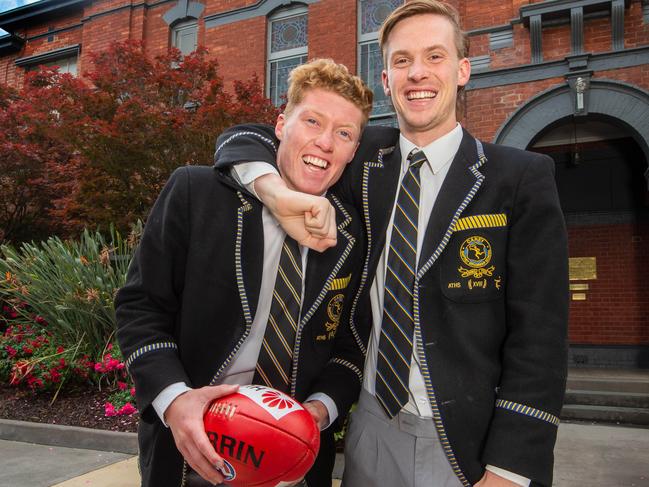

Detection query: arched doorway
xmin=496 ymin=81 xmax=649 ymax=368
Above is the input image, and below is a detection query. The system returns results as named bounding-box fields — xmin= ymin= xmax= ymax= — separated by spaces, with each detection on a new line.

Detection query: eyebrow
xmin=390 ymin=44 xmax=449 ymax=58
xmin=305 ymin=109 xmax=359 ymax=130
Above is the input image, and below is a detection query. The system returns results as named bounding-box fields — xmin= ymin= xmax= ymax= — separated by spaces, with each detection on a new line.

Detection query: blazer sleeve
xmin=213 ymin=123 xmax=278 ymax=169
xmin=115 ymin=167 xmax=192 ymax=423
xmin=481 ymin=153 xmax=569 ymax=485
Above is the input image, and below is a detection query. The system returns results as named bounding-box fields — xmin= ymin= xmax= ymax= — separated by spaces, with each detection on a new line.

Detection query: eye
xmin=305 ymin=117 xmax=318 ymax=126
xmin=394 ymin=57 xmax=409 ymax=66
xmin=338 ymin=129 xmax=352 ymax=140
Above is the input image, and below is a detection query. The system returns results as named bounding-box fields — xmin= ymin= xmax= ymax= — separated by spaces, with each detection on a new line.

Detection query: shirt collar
xmin=399 ymin=123 xmax=463 ymax=175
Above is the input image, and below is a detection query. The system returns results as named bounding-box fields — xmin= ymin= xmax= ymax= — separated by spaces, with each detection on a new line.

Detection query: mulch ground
xmin=0 ymin=384 xmax=138 ymax=433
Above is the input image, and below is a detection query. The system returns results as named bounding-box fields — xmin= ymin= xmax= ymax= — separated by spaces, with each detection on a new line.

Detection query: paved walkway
xmin=1 ymin=421 xmax=648 ymax=486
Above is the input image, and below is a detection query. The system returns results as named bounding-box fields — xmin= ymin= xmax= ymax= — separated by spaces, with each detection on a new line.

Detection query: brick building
xmin=1 ymin=0 xmax=648 ymax=368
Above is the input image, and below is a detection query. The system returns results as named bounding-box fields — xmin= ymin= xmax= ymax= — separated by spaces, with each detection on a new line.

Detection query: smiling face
xmin=275 ymin=88 xmax=363 ymax=196
xmin=381 ymin=13 xmax=470 ymax=147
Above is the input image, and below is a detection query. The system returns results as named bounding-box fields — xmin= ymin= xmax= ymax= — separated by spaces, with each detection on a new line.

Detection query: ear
xmin=457 ymin=57 xmax=471 ymax=88
xmin=381 ymin=69 xmax=391 ymax=97
xmin=275 ymin=113 xmax=286 ymax=141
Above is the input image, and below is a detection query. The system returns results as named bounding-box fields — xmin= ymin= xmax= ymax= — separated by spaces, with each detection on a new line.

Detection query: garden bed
xmin=0 ymin=383 xmax=138 ymax=433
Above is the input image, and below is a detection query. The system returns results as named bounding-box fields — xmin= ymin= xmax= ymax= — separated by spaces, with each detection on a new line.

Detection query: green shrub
xmin=0 ymin=224 xmax=141 ymax=357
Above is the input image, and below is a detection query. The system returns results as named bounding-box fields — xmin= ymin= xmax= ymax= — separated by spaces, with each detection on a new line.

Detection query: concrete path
xmin=554 ymin=422 xmax=649 ymax=486
xmin=0 ymin=439 xmax=132 ymax=487
xmin=1 ymin=421 xmax=648 ymax=486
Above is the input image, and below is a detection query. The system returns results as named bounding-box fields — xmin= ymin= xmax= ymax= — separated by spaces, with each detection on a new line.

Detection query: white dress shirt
xmin=152 ymin=206 xmax=337 ymax=430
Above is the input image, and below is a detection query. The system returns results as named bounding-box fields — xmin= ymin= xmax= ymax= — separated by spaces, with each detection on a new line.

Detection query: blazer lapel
xmin=364 ymin=144 xmax=402 ymax=270
xmin=236 ymin=192 xmax=264 ymax=326
xmin=300 ymin=194 xmax=356 ymax=326
xmin=417 ymin=131 xmax=486 ymax=277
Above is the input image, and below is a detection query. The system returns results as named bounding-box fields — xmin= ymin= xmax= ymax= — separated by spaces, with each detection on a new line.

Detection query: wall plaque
xmin=569 ymin=257 xmax=596 ymax=281
xmin=569 ymin=283 xmax=589 ymax=291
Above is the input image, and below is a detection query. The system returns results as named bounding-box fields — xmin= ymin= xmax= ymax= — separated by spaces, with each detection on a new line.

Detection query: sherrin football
xmin=203 ymin=384 xmax=320 ymax=487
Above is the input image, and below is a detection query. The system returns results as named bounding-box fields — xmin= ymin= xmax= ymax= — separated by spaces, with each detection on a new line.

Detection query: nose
xmin=315 ymin=129 xmax=334 ymax=152
xmin=408 ymin=58 xmax=429 ymax=82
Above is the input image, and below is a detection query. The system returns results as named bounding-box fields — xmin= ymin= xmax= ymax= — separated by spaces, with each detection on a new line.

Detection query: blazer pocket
xmin=440 ymin=217 xmax=508 ymax=303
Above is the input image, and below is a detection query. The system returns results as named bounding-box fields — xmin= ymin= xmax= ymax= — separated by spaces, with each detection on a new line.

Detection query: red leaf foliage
xmin=0 ymin=42 xmax=279 ymax=241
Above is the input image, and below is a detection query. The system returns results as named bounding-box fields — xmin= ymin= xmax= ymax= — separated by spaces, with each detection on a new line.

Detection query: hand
xmin=254 ymin=174 xmax=337 ymax=252
xmin=165 ymin=384 xmax=239 ymax=485
xmin=475 ymin=470 xmax=523 ymax=487
xmin=303 ymin=400 xmax=329 ymax=430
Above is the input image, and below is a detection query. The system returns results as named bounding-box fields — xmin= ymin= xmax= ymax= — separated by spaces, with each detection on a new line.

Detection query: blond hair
xmin=285 ymin=58 xmax=374 ymax=128
xmin=379 ymin=0 xmax=468 ymax=61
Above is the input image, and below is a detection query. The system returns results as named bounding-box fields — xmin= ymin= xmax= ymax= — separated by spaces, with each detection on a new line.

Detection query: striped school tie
xmin=253 ymin=236 xmax=302 ymax=393
xmin=375 ymin=148 xmax=427 ymax=418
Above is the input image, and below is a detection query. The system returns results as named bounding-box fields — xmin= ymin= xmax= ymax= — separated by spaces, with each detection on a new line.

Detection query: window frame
xmin=171 ymin=18 xmax=198 ymax=56
xmin=356 ymin=0 xmax=401 ymax=127
xmin=266 ymin=5 xmax=309 ymax=107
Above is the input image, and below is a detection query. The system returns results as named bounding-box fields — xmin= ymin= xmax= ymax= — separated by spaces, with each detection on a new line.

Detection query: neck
xmin=401 ymin=121 xmax=459 ymax=148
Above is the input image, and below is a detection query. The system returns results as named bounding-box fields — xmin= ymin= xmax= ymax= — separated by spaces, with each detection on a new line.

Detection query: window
xmin=40 ymin=55 xmax=77 ymax=75
xmin=358 ymin=0 xmax=401 ymax=126
xmin=267 ymin=7 xmax=308 ymax=107
xmin=15 ymin=45 xmax=80 ymax=76
xmin=172 ymin=19 xmax=198 ymax=56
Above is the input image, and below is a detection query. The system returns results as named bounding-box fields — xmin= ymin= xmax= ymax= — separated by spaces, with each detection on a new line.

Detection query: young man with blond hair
xmin=116 ymin=58 xmax=373 ymax=487
xmin=214 ymin=2 xmax=568 ymax=486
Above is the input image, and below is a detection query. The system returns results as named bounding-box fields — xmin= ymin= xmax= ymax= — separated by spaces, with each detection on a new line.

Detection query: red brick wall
xmin=464 ymin=65 xmax=649 ymax=142
xmin=463 ymin=76 xmax=564 ymax=140
xmin=467 ymin=0 xmax=647 ymax=69
xmin=626 ymin=1 xmax=649 ymax=48
xmin=568 ymin=223 xmax=649 ymax=345
xmin=207 ymin=16 xmax=266 ymax=90
xmin=308 ymin=0 xmax=357 ymax=72
xmin=142 ymin=4 xmax=173 ymax=58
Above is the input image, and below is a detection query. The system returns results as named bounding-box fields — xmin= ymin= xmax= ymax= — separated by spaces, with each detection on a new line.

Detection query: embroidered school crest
xmin=327 ymin=293 xmax=344 ymax=323
xmin=317 ymin=294 xmax=344 ymax=341
xmin=458 ymin=235 xmax=495 ymax=278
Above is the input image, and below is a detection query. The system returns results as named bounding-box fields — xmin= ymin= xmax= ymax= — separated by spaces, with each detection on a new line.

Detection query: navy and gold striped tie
xmin=254 ymin=236 xmax=302 ymax=393
xmin=375 ymin=148 xmax=427 ymax=418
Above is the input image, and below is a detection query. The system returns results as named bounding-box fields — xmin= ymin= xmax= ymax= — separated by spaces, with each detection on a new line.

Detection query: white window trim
xmin=357 ymin=0 xmax=401 ymax=125
xmin=267 ymin=5 xmax=308 ymax=104
xmin=171 ymin=18 xmax=198 ymax=56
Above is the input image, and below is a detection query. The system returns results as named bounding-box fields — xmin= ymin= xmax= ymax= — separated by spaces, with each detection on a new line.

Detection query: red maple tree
xmin=0 ymin=41 xmax=279 ymax=241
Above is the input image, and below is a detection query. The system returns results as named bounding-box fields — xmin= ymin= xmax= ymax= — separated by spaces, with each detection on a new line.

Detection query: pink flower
xmin=5 ymin=346 xmax=17 ymax=358
xmin=118 ymin=403 xmax=137 ymax=416
xmin=117 ymin=381 xmax=127 ymax=391
xmin=106 ymin=343 xmax=113 ymax=351
xmin=56 ymin=346 xmax=65 ymax=353
xmin=130 ymin=387 xmax=136 ymax=397
xmin=104 ymin=402 xmax=117 ymax=417
xmin=94 ymin=363 xmax=103 ymax=372
xmin=34 ymin=315 xmax=47 ymax=326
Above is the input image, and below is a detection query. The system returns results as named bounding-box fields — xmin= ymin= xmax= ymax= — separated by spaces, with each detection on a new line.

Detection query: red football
xmin=203 ymin=384 xmax=320 ymax=487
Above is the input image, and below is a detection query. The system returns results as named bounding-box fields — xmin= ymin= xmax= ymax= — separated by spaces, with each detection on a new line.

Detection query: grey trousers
xmin=341 ymin=390 xmax=463 ymax=487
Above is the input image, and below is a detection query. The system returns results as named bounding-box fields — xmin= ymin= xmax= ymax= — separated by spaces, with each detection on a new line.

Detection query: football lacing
xmin=208 ymin=401 xmax=237 ymax=419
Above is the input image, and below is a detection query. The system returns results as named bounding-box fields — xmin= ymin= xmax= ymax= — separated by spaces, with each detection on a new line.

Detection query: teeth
xmin=303 ymin=155 xmax=328 ymax=169
xmin=407 ymin=91 xmax=436 ymax=100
